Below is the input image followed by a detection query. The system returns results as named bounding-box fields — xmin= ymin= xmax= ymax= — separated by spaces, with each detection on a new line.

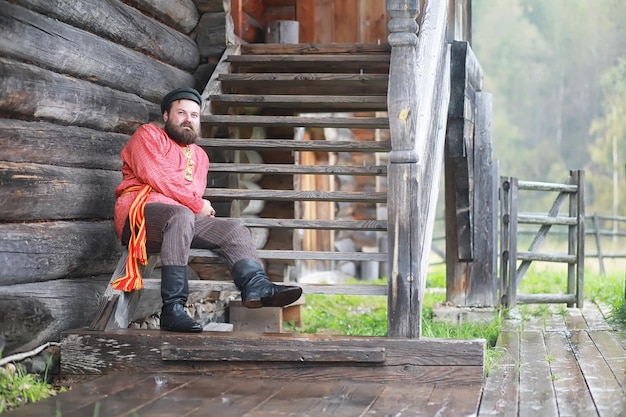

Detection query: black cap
xmin=160 ymin=87 xmax=202 ymax=114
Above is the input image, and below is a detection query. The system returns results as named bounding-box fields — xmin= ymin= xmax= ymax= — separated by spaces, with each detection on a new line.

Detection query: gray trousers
xmin=122 ymin=203 xmax=259 ymax=268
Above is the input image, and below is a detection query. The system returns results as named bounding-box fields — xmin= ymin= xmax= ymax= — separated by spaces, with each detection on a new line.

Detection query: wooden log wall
xmin=0 ymin=0 xmax=230 ymax=356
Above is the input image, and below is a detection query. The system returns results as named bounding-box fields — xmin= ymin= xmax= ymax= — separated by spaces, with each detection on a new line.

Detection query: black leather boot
xmin=232 ymin=259 xmax=303 ymax=308
xmin=160 ymin=265 xmax=202 ymax=332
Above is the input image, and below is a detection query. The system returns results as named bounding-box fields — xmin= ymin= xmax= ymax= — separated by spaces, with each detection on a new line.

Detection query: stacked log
xmin=0 ymin=0 xmax=229 ymax=356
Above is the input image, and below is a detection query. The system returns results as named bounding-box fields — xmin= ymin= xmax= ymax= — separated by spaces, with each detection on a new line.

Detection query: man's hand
xmin=200 ymin=199 xmax=215 ymax=217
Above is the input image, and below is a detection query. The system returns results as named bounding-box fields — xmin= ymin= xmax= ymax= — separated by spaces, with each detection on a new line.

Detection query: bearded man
xmin=113 ymin=87 xmax=302 ymax=333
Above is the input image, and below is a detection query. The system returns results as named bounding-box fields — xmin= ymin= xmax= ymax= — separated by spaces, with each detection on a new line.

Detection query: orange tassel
xmin=112 ymin=184 xmax=152 ymax=292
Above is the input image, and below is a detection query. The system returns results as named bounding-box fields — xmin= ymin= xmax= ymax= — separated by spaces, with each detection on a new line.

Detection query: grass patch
xmin=0 ymin=364 xmax=62 ymax=413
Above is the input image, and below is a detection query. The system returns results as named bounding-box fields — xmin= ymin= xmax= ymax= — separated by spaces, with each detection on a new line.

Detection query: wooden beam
xmin=0 ymin=58 xmax=159 ymax=134
xmin=0 ymin=221 xmax=121 ymax=285
xmin=1 ymin=3 xmax=196 ymax=102
xmin=7 ymin=0 xmax=200 ymax=70
xmin=60 ymin=329 xmax=486 ymax=386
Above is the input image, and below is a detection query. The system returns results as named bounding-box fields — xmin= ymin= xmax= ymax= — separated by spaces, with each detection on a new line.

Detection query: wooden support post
xmin=499 ymin=177 xmax=511 ymax=306
xmin=573 ymin=170 xmax=585 ymax=308
xmin=507 ymin=178 xmax=519 ymax=308
xmin=468 ymin=92 xmax=497 ymax=306
xmin=591 ymin=213 xmax=606 ymax=276
xmin=386 ymin=0 xmax=421 ymax=338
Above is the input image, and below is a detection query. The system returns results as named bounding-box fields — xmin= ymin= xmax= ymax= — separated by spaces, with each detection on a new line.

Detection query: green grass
xmin=0 ymin=364 xmax=62 ymax=413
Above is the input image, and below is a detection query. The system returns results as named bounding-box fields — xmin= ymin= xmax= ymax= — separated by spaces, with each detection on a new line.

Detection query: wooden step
xmin=208 ymin=94 xmax=388 ymax=111
xmin=186 ymin=248 xmax=386 ymax=262
xmin=196 ymin=138 xmax=391 ymax=152
xmin=209 ymin=163 xmax=387 ymax=176
xmin=218 ymin=73 xmax=388 ymax=96
xmin=141 ymin=279 xmax=388 ymax=296
xmin=240 ymin=43 xmax=392 ymax=55
xmin=226 ymin=54 xmax=390 ymax=74
xmin=211 ymin=218 xmax=387 ymax=231
xmin=201 ymin=115 xmax=389 ymax=129
xmin=204 ymin=188 xmax=387 ymax=203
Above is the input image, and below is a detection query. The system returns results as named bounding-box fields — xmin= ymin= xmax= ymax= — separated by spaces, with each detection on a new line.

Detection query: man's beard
xmin=165 ymin=119 xmax=199 ymax=145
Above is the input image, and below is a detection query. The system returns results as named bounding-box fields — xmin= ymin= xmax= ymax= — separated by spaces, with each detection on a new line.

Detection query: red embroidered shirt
xmin=113 ymin=124 xmax=209 ymax=238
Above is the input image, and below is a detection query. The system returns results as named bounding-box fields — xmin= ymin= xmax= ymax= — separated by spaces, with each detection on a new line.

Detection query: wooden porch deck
xmin=5 ymin=302 xmax=626 ymax=417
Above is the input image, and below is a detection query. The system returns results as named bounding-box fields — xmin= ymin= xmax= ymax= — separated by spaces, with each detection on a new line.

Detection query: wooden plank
xmin=201 ymin=115 xmax=389 ymax=129
xmin=0 ymin=119 xmax=127 ymax=170
xmin=0 ymin=58 xmax=157 ymax=135
xmin=197 ymin=137 xmax=391 ymax=152
xmin=544 ymin=331 xmax=599 ymax=416
xmin=0 ymin=3 xmax=195 ymax=103
xmin=517 ymin=214 xmax=578 ymax=225
xmin=468 ymin=92 xmax=497 ymax=306
xmin=0 ymin=373 xmax=153 ymax=417
xmin=386 ymin=163 xmax=421 ymax=338
xmin=423 ymin=383 xmax=483 ymax=416
xmin=61 ymin=373 xmax=199 ymax=417
xmin=366 ymin=384 xmax=435 ymax=415
xmin=446 ymin=41 xmax=478 ymax=263
xmin=570 ymin=330 xmax=626 ymax=415
xmin=564 ymin=308 xmax=589 ymax=331
xmin=587 ymin=331 xmax=626 ymax=389
xmin=210 ymin=163 xmax=387 ymax=176
xmin=162 ymin=344 xmax=386 ymax=362
xmin=60 ymin=330 xmax=485 ymax=385
xmin=334 ymin=0 xmax=358 ymax=42
xmin=0 ymin=161 xmax=120 ymax=221
xmin=477 ymin=330 xmax=519 ymax=417
xmin=10 ymin=0 xmax=199 ymax=70
xmin=122 ymin=374 xmax=240 ymax=417
xmin=239 ymin=43 xmax=391 ymax=55
xmin=209 ymin=94 xmax=388 ymax=110
xmin=226 ymin=54 xmax=390 ymax=73
xmin=516 ymin=294 xmax=577 ymax=304
xmin=218 ymin=217 xmax=387 ymax=230
xmin=253 ymin=379 xmax=383 ymax=416
xmin=204 ymin=188 xmax=387 ymax=203
xmin=360 ymin=0 xmax=388 ymax=44
xmin=518 ymin=331 xmax=559 ymax=416
xmin=582 ymin=302 xmax=613 ymax=331
xmin=143 ymin=278 xmax=389 ymax=296
xmin=516 ymin=252 xmax=577 ymax=263
xmin=518 ymin=181 xmax=578 ymax=193
xmin=217 ymin=72 xmax=388 ymax=92
xmin=183 ymin=378 xmax=284 ymax=417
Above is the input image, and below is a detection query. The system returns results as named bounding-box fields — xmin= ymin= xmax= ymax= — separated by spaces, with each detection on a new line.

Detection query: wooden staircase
xmin=194 ymin=42 xmax=392 ymax=294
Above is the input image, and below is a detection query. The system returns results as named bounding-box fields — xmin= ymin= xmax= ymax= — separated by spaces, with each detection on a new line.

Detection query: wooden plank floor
xmin=5 ymin=302 xmax=626 ymax=416
xmin=478 ymin=302 xmax=626 ymax=417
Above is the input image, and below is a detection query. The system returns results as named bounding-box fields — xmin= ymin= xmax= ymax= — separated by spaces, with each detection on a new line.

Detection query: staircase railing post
xmin=386 ymin=0 xmax=421 ymax=338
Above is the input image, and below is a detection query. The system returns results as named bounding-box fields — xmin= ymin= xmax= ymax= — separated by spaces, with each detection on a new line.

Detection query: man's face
xmin=163 ymin=99 xmax=201 ymax=145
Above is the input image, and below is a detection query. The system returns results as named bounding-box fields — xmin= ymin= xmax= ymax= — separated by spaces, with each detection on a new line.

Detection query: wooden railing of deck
xmin=386 ymin=0 xmax=451 ymax=337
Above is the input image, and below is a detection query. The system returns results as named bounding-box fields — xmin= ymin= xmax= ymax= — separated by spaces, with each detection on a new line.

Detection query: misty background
xmin=471 ymin=0 xmax=626 ymax=217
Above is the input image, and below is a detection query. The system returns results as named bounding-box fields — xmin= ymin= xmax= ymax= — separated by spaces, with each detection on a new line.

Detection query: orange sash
xmin=111 ymin=184 xmax=152 ymax=292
